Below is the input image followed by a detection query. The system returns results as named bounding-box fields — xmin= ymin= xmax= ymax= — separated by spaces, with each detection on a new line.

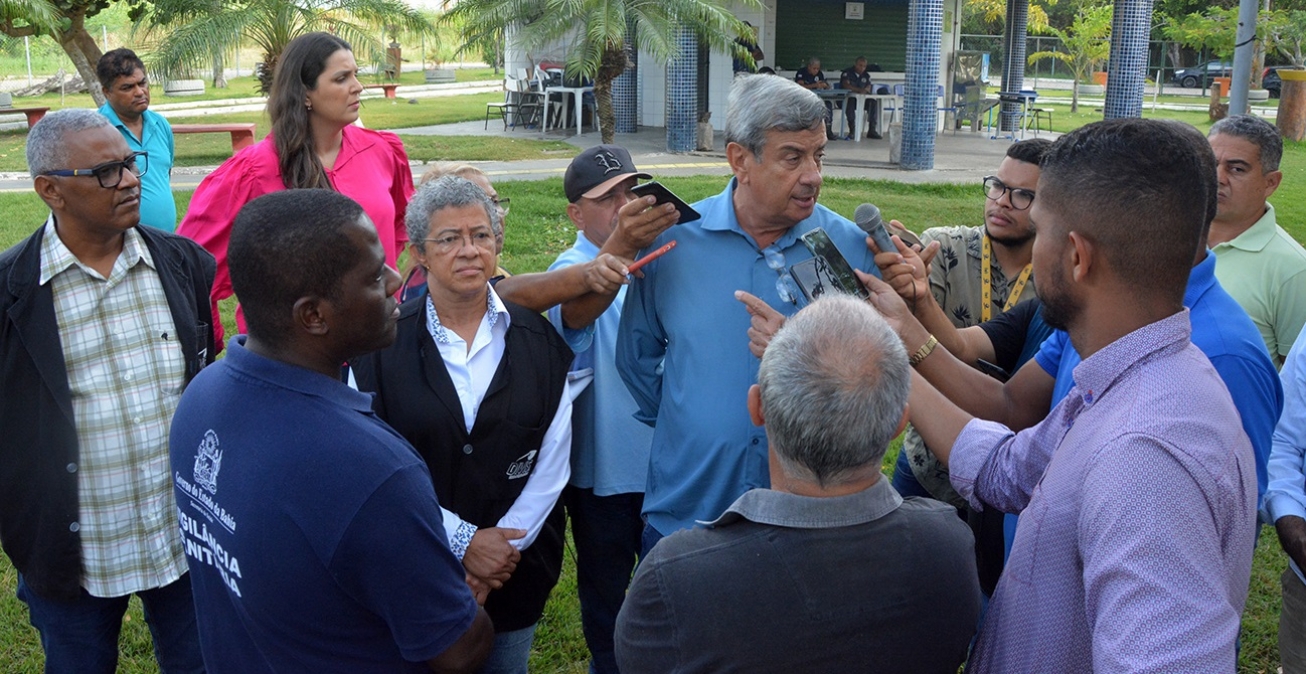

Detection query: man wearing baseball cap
xmin=533 ymin=144 xmax=678 ymax=674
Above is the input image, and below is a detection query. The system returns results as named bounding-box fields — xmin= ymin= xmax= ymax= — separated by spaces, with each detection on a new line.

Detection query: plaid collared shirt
xmin=39 ymin=217 xmax=187 ymax=597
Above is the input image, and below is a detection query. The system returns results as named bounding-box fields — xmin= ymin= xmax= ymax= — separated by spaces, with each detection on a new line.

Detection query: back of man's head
xmin=1038 ymin=118 xmax=1213 ymax=296
xmin=230 ymin=189 xmax=365 ymax=346
xmin=758 ymin=295 xmax=909 ymax=487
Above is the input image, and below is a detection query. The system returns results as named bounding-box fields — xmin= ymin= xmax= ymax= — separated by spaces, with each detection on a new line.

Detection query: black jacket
xmin=0 ymin=222 xmax=215 ymax=600
xmin=351 ymin=295 xmax=573 ymax=631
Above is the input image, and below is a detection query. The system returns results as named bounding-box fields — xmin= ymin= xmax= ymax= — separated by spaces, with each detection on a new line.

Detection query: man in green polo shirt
xmin=96 ymin=48 xmax=178 ymax=232
xmin=1208 ymin=114 xmax=1306 ymax=368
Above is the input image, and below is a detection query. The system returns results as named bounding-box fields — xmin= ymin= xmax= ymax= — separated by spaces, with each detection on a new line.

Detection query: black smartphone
xmin=630 ymin=181 xmax=701 ymax=224
xmin=975 ymin=358 xmax=1011 ymax=382
xmin=792 ymin=228 xmax=870 ymax=301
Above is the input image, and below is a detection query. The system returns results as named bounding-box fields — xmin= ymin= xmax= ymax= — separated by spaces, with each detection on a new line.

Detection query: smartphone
xmin=975 ymin=358 xmax=1011 ymax=382
xmin=630 ymin=181 xmax=701 ymax=224
xmin=792 ymin=228 xmax=870 ymax=301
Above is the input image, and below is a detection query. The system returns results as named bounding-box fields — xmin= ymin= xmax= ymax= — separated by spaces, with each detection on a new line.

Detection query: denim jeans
xmin=17 ymin=572 xmax=204 ymax=674
xmin=639 ymin=522 xmax=666 ymax=560
xmin=565 ymin=487 xmax=643 ymax=674
xmin=891 ymin=448 xmax=934 ymax=499
xmin=477 ymin=623 xmax=537 ymax=674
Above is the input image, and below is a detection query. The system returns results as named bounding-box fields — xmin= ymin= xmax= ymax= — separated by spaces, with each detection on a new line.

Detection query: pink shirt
xmin=178 ymin=125 xmax=414 ymax=350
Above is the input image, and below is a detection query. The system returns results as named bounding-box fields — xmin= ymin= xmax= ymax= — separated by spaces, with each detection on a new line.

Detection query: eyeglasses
xmin=763 ymin=245 xmax=798 ymax=305
xmin=983 ymin=175 xmax=1035 ymax=211
xmin=41 ymin=152 xmax=149 ymax=189
xmin=424 ymin=229 xmax=497 ymax=255
xmin=491 ymin=196 xmax=510 ymax=214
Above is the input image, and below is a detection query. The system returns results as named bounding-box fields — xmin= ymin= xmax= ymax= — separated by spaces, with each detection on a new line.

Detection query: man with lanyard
xmin=95 ymin=48 xmax=176 ymax=232
xmin=891 ymin=138 xmax=1050 ymax=510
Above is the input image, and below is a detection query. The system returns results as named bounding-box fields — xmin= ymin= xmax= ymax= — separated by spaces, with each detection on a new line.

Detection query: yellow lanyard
xmin=980 ymin=234 xmax=1033 ymax=322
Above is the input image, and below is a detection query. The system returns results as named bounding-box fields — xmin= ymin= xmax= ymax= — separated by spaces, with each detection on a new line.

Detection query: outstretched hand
xmin=606 ymin=196 xmax=680 ymax=258
xmin=867 ymin=226 xmax=939 ymax=309
xmin=855 ymin=269 xmax=914 ymax=338
xmin=583 ymin=254 xmax=631 ymax=293
xmin=735 ymin=290 xmax=787 ymax=359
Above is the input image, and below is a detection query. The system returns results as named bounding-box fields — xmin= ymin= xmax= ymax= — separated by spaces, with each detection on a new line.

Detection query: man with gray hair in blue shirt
xmin=617 ymin=74 xmax=878 ymax=554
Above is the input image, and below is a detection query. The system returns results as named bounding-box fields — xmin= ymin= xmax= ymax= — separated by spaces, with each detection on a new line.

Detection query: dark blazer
xmin=351 ymin=294 xmax=573 ymax=631
xmin=0 ymin=221 xmax=216 ymax=600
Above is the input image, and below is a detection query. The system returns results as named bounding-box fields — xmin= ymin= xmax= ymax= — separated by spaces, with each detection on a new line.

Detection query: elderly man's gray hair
xmin=1209 ymin=114 xmax=1283 ymax=173
xmin=725 ymin=74 xmax=827 ymax=158
xmin=26 ymin=109 xmax=112 ymax=178
xmin=758 ymin=295 xmax=910 ymax=487
xmin=405 ymin=175 xmax=501 ymax=249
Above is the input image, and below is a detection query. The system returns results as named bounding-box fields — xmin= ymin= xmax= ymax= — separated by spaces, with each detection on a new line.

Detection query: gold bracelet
xmin=909 ymin=335 xmax=939 ymax=366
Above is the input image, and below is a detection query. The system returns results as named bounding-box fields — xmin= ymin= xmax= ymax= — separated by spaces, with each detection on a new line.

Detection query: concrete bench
xmin=366 ymin=83 xmax=400 ymax=99
xmin=2 ymin=107 xmax=51 ymax=129
xmin=171 ymin=123 xmax=257 ymax=153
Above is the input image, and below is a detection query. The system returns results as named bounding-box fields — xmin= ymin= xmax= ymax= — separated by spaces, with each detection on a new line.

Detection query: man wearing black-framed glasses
xmin=0 ymin=109 xmax=215 ymax=673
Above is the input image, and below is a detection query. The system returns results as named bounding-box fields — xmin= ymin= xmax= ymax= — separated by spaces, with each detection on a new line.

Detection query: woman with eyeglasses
xmin=404 ymin=164 xmax=512 ymax=300
xmin=351 ymin=176 xmax=574 ymax=674
xmin=178 ymin=31 xmax=414 ymax=351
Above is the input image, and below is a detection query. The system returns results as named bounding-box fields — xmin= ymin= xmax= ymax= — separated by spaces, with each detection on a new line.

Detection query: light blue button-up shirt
xmin=548 ymin=231 xmax=653 ymax=496
xmin=617 ymin=178 xmax=879 ymax=535
xmin=98 ymin=103 xmax=177 ymax=232
xmin=1266 ymin=327 xmax=1306 ymax=583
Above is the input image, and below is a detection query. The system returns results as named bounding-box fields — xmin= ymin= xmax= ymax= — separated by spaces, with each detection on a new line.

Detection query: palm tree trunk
xmin=56 ymin=15 xmax=104 ymax=106
xmin=213 ymin=51 xmax=227 ymax=89
xmin=1071 ymin=77 xmax=1079 ymax=113
xmin=596 ymin=42 xmax=625 ymax=144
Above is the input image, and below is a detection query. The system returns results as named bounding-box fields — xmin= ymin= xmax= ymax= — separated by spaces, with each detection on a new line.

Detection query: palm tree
xmin=446 ymin=0 xmax=760 ymax=144
xmin=1 ymin=0 xmax=106 ymax=104
xmin=141 ymin=0 xmax=435 ymax=94
xmin=1028 ymin=4 xmax=1112 ymax=113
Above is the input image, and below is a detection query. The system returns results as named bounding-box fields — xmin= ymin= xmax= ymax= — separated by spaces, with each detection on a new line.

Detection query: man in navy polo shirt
xmin=96 ymin=49 xmax=177 ymax=232
xmin=794 ymin=57 xmax=836 ymax=140
xmin=840 ymin=56 xmax=882 ymax=139
xmin=170 ymin=189 xmax=493 ymax=673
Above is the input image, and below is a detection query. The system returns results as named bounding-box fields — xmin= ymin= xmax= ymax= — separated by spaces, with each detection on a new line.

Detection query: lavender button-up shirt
xmin=951 ymin=309 xmax=1258 ymax=672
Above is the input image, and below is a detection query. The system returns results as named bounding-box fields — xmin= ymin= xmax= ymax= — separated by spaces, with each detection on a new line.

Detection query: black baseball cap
xmin=564 ymin=145 xmax=651 ymax=203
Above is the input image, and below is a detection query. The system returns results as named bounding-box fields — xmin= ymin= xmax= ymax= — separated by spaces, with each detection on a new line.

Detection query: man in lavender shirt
xmin=869 ymin=119 xmax=1258 ymax=671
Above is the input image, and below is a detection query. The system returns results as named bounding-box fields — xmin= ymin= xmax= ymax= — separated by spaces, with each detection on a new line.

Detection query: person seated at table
xmin=351 ymin=175 xmax=576 ymax=674
xmin=794 ymin=57 xmax=835 ymax=140
xmin=839 ymin=56 xmax=883 ymax=140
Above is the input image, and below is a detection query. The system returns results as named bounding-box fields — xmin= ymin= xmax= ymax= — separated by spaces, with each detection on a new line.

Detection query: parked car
xmin=1264 ymin=67 xmax=1281 ymax=98
xmin=1173 ymin=61 xmax=1233 ymax=89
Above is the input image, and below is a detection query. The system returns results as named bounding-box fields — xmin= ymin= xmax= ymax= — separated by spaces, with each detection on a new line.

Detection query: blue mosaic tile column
xmin=1103 ymin=0 xmax=1152 ymax=118
xmin=666 ymin=27 xmax=698 ymax=152
xmin=613 ymin=19 xmax=638 ymax=134
xmin=1000 ymin=0 xmax=1029 ymax=132
xmin=902 ymin=0 xmax=943 ymax=170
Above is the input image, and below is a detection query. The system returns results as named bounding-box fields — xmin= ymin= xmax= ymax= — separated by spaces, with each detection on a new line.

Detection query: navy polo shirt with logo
xmin=170 ymin=336 xmax=477 ymax=674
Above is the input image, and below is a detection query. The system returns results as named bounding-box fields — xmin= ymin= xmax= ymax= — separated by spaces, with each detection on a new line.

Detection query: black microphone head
xmin=853 ymin=203 xmax=882 ymax=232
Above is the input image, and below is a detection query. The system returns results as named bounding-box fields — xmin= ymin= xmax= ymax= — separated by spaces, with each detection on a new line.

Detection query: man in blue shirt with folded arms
xmin=617 ymin=73 xmax=878 ymax=554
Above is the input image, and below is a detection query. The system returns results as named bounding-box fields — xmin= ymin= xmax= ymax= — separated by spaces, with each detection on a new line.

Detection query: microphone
xmin=854 ymin=203 xmax=897 ymax=255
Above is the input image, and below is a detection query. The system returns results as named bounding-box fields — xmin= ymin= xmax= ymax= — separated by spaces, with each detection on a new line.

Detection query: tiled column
xmin=614 ymin=19 xmax=638 ymax=134
xmin=903 ymin=0 xmax=943 ymax=170
xmin=999 ymin=0 xmax=1028 ymax=131
xmin=666 ymin=27 xmax=698 ymax=152
xmin=1103 ymin=0 xmax=1152 ymax=118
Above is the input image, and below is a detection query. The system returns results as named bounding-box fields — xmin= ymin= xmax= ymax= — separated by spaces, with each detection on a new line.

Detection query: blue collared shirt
xmin=98 ymin=103 xmax=177 ymax=232
xmin=1266 ymin=327 xmax=1306 ymax=583
xmin=547 ymin=231 xmax=653 ymax=496
xmin=616 ymin=178 xmax=879 ymax=535
xmin=1034 ymin=252 xmax=1282 ymax=504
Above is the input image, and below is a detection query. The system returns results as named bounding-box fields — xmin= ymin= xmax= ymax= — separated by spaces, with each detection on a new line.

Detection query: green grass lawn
xmin=0 ymin=140 xmax=1302 ymax=673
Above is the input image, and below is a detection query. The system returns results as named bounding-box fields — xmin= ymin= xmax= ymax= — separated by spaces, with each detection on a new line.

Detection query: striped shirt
xmin=39 ymin=217 xmax=187 ymax=597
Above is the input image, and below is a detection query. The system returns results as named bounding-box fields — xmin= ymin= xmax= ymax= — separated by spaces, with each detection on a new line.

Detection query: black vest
xmin=352 ymin=296 xmax=573 ymax=631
